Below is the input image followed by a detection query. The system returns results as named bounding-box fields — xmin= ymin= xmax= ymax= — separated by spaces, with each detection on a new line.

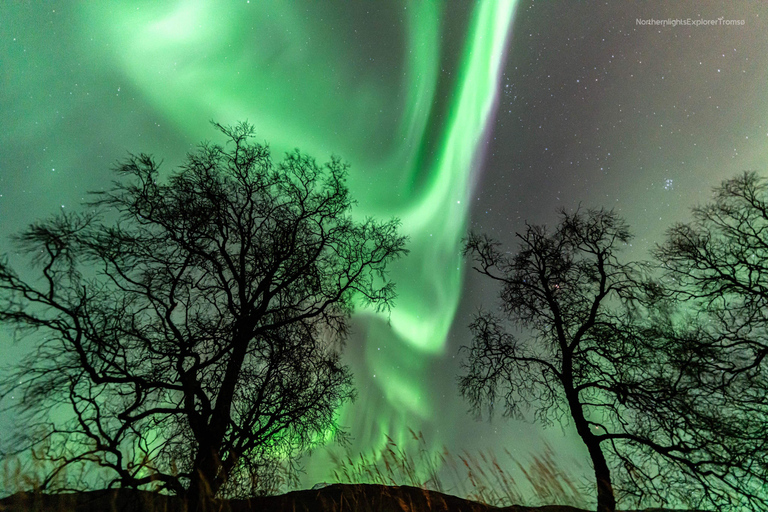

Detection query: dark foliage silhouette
xmin=460 ymin=207 xmax=768 ymax=512
xmin=0 ymin=122 xmax=408 ymax=510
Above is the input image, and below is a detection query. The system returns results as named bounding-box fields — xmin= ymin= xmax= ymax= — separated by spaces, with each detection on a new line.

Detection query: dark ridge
xmin=0 ymin=484 xmax=712 ymax=512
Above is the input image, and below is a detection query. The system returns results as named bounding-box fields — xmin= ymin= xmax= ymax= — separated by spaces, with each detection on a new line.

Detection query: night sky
xmin=2 ymin=0 xmax=767 ymax=501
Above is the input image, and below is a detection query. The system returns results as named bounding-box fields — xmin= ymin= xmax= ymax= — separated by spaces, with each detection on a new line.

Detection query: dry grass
xmin=326 ymin=428 xmax=590 ymax=509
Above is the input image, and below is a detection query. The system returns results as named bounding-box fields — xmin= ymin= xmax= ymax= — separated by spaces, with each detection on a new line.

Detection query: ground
xmin=0 ymin=484 xmax=713 ymax=512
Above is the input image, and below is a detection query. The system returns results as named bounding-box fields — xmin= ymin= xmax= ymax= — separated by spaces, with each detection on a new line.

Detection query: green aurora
xmin=79 ymin=0 xmax=516 ymax=450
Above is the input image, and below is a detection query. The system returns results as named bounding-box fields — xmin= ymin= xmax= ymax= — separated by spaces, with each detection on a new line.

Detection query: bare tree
xmin=0 ymin=122 xmax=408 ymax=509
xmin=460 ymin=208 xmax=768 ymax=512
xmin=650 ymin=170 xmax=768 ymax=507
xmin=655 ymin=171 xmax=768 ymax=388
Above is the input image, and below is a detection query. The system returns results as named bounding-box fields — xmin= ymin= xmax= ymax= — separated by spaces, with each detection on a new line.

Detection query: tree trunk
xmin=565 ymin=381 xmax=616 ymax=512
xmin=186 ymin=448 xmax=221 ymax=512
xmin=186 ymin=331 xmax=250 ymax=511
xmin=584 ymin=438 xmax=616 ymax=512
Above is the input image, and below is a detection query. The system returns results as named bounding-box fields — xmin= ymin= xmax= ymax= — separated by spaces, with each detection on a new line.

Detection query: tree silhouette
xmin=0 ymin=122 xmax=407 ymax=509
xmin=655 ymin=171 xmax=768 ymax=388
xmin=650 ymin=171 xmax=768 ymax=509
xmin=459 ymin=208 xmax=768 ymax=512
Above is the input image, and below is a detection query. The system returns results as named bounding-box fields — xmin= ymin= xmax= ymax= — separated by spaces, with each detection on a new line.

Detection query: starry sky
xmin=1 ymin=0 xmax=767 ymax=501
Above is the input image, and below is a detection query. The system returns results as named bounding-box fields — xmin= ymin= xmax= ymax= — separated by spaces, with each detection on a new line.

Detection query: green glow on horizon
xmin=82 ymin=0 xmax=517 ymax=452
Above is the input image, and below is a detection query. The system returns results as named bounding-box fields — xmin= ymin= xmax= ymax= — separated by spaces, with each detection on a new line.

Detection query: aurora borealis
xmin=2 ymin=0 xmax=768 ymax=503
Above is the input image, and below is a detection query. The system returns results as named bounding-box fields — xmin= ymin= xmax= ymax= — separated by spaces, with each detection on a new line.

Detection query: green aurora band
xmin=82 ymin=0 xmax=517 ymax=453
